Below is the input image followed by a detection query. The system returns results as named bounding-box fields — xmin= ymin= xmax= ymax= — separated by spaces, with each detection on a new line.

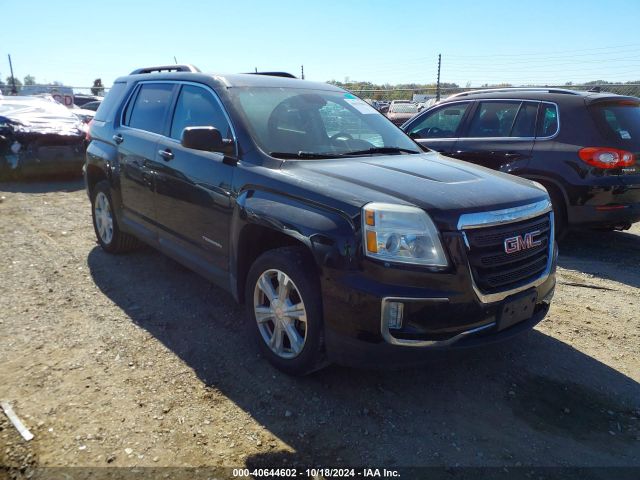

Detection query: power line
xmin=445 ymin=42 xmax=640 ymax=57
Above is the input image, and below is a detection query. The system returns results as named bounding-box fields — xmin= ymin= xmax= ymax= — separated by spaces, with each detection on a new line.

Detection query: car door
xmin=154 ymin=83 xmax=236 ymax=275
xmin=452 ymin=100 xmax=537 ymax=174
xmin=403 ymin=101 xmax=472 ymax=155
xmin=116 ymin=82 xmax=176 ymax=233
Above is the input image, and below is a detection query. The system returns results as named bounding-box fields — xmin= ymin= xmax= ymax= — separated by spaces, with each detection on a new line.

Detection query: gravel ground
xmin=0 ymin=179 xmax=639 ymax=477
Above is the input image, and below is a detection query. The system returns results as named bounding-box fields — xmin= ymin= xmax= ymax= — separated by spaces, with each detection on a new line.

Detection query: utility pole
xmin=436 ymin=53 xmax=441 ymax=102
xmin=301 ymin=65 xmax=304 ymax=80
xmin=8 ymin=54 xmax=17 ymax=95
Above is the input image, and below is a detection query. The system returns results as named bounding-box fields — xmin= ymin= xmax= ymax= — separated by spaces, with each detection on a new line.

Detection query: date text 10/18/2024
xmin=232 ymin=468 xmax=401 ymax=478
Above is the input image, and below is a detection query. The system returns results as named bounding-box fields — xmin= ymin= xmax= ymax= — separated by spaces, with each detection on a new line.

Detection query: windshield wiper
xmin=340 ymin=146 xmax=420 ymax=156
xmin=269 ymin=151 xmax=342 ymax=159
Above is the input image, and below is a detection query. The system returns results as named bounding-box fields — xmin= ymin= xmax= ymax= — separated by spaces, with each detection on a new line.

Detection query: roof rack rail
xmin=130 ymin=64 xmax=201 ymax=75
xmin=246 ymin=71 xmax=297 ymax=78
xmin=447 ymin=87 xmax=581 ymax=99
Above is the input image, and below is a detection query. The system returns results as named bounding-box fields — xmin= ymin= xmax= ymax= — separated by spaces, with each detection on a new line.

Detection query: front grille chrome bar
xmin=457 ymin=199 xmax=552 ymax=230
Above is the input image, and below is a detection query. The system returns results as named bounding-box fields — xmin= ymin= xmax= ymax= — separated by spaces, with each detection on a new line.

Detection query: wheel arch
xmin=230 ymin=189 xmax=359 ymax=304
xmin=85 ymin=163 xmax=109 ymax=196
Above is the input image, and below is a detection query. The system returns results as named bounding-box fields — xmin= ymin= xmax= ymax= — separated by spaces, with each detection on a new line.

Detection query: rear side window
xmin=94 ymin=82 xmax=127 ymax=122
xmin=170 ymin=85 xmax=232 ymax=140
xmin=126 ymin=83 xmax=174 ymax=134
xmin=590 ymin=102 xmax=640 ymax=143
xmin=408 ymin=102 xmax=470 ymax=138
xmin=467 ymin=101 xmax=522 ymax=138
xmin=536 ymin=103 xmax=559 ymax=138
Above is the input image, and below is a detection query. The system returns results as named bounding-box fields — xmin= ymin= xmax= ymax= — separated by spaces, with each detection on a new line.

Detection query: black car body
xmin=402 ymin=88 xmax=640 ymax=233
xmin=0 ymin=96 xmax=86 ymax=179
xmin=85 ymin=66 xmax=557 ymax=374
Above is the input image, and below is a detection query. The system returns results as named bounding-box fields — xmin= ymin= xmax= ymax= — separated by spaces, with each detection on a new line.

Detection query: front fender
xmin=229 ymin=188 xmax=361 ymax=300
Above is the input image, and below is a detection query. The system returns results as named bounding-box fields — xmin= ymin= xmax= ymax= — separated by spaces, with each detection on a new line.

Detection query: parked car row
xmin=4 ymin=65 xmax=638 ymax=374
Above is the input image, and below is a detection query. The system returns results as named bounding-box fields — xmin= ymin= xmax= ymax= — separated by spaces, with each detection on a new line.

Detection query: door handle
xmin=504 ymin=152 xmax=524 ymax=159
xmin=113 ymin=134 xmax=124 ymax=144
xmin=158 ymin=149 xmax=174 ymax=161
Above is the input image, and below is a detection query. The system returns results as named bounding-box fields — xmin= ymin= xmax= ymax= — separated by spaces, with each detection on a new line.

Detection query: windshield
xmin=230 ymin=87 xmax=420 ymax=158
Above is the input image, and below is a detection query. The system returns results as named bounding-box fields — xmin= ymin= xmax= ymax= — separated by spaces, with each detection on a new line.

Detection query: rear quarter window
xmin=536 ymin=103 xmax=559 ymax=138
xmin=94 ymin=82 xmax=127 ymax=122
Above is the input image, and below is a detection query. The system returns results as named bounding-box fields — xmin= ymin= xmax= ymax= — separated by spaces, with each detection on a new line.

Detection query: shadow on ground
xmin=0 ymin=176 xmax=84 ymax=194
xmin=87 ymin=246 xmax=640 ymax=468
xmin=558 ymin=229 xmax=640 ymax=289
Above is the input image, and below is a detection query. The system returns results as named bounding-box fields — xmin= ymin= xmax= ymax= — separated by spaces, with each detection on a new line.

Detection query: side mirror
xmin=181 ymin=126 xmax=233 ymax=155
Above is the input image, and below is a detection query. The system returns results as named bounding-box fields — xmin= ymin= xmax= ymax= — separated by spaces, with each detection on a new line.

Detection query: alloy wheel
xmin=253 ymin=269 xmax=308 ymax=359
xmin=94 ymin=191 xmax=114 ymax=245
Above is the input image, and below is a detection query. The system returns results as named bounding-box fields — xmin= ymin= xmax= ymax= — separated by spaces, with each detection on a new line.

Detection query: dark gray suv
xmin=402 ymin=88 xmax=640 ymax=236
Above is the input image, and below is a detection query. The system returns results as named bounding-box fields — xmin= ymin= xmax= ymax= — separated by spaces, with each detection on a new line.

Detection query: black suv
xmin=402 ymin=88 xmax=640 ymax=235
xmin=85 ymin=65 xmax=557 ymax=374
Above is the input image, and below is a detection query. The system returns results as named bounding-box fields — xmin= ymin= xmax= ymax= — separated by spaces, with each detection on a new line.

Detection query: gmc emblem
xmin=504 ymin=230 xmax=542 ymax=254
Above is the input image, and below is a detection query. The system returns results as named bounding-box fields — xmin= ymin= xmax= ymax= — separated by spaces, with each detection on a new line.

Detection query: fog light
xmin=384 ymin=301 xmax=404 ymax=329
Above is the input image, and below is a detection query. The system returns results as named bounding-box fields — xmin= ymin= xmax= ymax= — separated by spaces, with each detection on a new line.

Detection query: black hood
xmin=281 ymin=152 xmax=549 ymax=230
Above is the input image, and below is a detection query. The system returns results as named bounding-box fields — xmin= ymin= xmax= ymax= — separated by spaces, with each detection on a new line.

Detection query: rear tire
xmin=91 ymin=180 xmax=140 ymax=253
xmin=245 ymin=246 xmax=327 ymax=375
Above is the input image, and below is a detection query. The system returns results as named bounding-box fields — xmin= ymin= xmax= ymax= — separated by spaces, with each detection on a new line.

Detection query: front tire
xmin=245 ymin=247 xmax=327 ymax=375
xmin=91 ymin=180 xmax=140 ymax=253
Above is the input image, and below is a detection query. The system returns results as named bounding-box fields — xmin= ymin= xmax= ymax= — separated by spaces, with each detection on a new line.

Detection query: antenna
xmin=436 ymin=54 xmax=441 ymax=102
xmin=174 ymin=56 xmax=178 ymax=65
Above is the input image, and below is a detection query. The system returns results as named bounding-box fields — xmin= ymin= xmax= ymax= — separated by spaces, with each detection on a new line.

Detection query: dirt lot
xmin=1 ymin=179 xmax=639 ymax=476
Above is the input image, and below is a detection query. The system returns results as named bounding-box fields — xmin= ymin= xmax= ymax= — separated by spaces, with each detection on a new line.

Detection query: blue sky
xmin=2 ymin=0 xmax=639 ymax=89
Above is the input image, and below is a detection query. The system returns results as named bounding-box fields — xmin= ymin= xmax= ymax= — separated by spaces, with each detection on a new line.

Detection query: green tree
xmin=91 ymin=78 xmax=105 ymax=96
xmin=23 ymin=74 xmax=36 ymax=85
xmin=5 ymin=76 xmax=22 ymax=94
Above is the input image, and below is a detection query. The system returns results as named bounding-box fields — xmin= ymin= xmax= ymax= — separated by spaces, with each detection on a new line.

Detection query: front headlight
xmin=362 ymin=202 xmax=448 ymax=267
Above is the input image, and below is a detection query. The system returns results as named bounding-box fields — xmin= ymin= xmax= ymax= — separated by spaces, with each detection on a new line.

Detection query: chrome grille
xmin=464 ymin=214 xmax=552 ymax=293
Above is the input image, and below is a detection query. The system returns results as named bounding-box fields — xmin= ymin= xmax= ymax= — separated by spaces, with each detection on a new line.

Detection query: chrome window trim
xmin=380 ymin=296 xmax=497 ymax=347
xmin=535 ymin=101 xmax=561 ymax=140
xmin=457 ymin=200 xmax=555 ymax=304
xmin=414 ymin=99 xmax=560 ymax=142
xmin=119 ymin=80 xmax=238 ymax=156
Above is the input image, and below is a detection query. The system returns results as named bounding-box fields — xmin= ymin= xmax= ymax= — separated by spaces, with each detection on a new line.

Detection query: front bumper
xmin=325 ymin=302 xmax=550 ymax=368
xmin=321 ymin=230 xmax=557 ymax=368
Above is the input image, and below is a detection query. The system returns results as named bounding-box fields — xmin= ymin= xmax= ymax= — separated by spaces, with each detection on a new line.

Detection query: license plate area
xmin=498 ymin=290 xmax=537 ymax=331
